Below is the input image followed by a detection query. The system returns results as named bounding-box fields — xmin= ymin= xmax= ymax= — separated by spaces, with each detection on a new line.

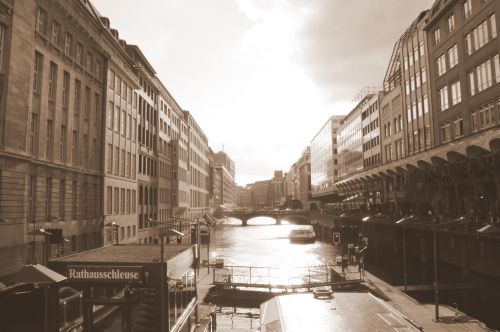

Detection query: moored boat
xmin=289 ymin=225 xmax=316 ymax=243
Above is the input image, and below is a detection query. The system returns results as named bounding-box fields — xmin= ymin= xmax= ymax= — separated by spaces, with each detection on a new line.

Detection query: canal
xmin=205 ymin=216 xmax=342 ymax=331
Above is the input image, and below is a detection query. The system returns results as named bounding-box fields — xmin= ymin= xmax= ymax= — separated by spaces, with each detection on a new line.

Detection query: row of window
xmin=436 ymin=44 xmax=458 ymax=77
xmin=468 ymin=54 xmax=500 ymax=96
xmin=138 ymin=154 xmax=157 ymax=177
xmin=107 ymin=101 xmax=137 ymax=140
xmin=384 ymin=139 xmax=405 ymax=163
xmin=362 ymin=118 xmax=379 ymax=136
xmin=105 ymin=186 xmax=137 ymax=215
xmin=403 ymin=41 xmax=425 ymax=71
xmin=433 ymin=0 xmax=474 ymax=46
xmin=363 ymin=153 xmax=381 ymax=169
xmin=406 ymin=96 xmax=430 ymax=122
xmin=465 ymin=13 xmax=497 ymax=55
xmin=439 ymin=80 xmax=461 ymax=111
xmin=471 ymin=99 xmax=500 ymax=133
xmin=106 ymin=224 xmax=137 ymax=243
xmin=106 ymin=144 xmax=137 ymax=179
xmin=362 ymin=136 xmax=380 ymax=152
xmin=440 ymin=117 xmax=464 ymax=143
xmin=404 ymin=68 xmax=427 ymax=95
xmin=37 ymin=7 xmax=102 ymax=80
xmin=407 ymin=126 xmax=432 ymax=153
xmin=108 ymin=70 xmax=135 ymax=106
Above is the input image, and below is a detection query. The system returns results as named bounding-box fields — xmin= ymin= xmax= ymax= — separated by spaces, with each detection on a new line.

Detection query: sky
xmin=92 ymin=0 xmax=435 ymax=186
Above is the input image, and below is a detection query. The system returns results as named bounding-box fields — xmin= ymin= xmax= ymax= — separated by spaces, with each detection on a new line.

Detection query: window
xmin=60 ymin=125 xmax=67 ymax=161
xmin=465 ymin=33 xmax=472 ymax=55
xmin=60 ymin=180 xmax=65 ymax=218
xmin=114 ymin=105 xmax=119 ymax=131
xmin=84 ymin=87 xmax=91 ymax=114
xmin=474 ymin=20 xmax=489 ymax=50
xmin=106 ymin=186 xmax=112 ymax=214
xmin=491 ymin=14 xmax=497 ymax=39
xmin=419 ymin=41 xmax=424 ymax=58
xmin=64 ymin=32 xmax=72 ymax=56
xmin=463 ymin=0 xmax=472 ymax=19
xmin=494 ymin=54 xmax=500 ymax=83
xmin=51 ymin=21 xmax=60 ymax=46
xmin=385 ymin=144 xmax=392 ymax=162
xmin=46 ymin=120 xmax=53 ymax=159
xmin=95 ymin=60 xmax=102 ymax=80
xmin=76 ymin=42 xmax=83 ymax=66
xmin=132 ymin=190 xmax=136 ymax=213
xmin=121 ymin=110 xmax=126 ymax=135
xmin=439 ymin=86 xmax=449 ymax=111
xmin=83 ymin=135 xmax=89 ymax=168
xmin=121 ymin=188 xmax=125 ymax=214
xmin=448 ymin=44 xmax=458 ymax=68
xmin=451 ymin=81 xmax=462 ymax=105
xmin=476 ymin=58 xmax=493 ymax=92
xmin=434 ymin=28 xmax=441 ymax=45
xmin=437 ymin=54 xmax=446 ymax=76
xmin=127 ymin=152 xmax=131 ymax=177
xmin=423 ymin=95 xmax=429 ymax=114
xmin=30 ymin=113 xmax=38 ymax=155
xmin=440 ymin=122 xmax=451 ymax=143
xmin=74 ymin=79 xmax=81 ymax=114
xmin=453 ymin=117 xmax=464 ymax=138
xmin=36 ymin=7 xmax=46 ymax=35
xmin=72 ymin=130 xmax=78 ymax=165
xmin=114 ymin=187 xmax=119 ymax=214
xmin=94 ymin=93 xmax=100 ymax=126
xmin=127 ymin=189 xmax=131 ymax=214
xmin=107 ymin=144 xmax=113 ymax=173
xmin=107 ymin=101 xmax=113 ymax=129
xmin=72 ymin=181 xmax=77 ymax=219
xmin=448 ymin=14 xmax=455 ymax=32
xmin=405 ymin=81 xmax=410 ymax=95
xmin=121 ymin=148 xmax=125 ymax=176
xmin=469 ymin=71 xmax=476 ymax=96
xmin=114 ymin=147 xmax=119 ymax=175
xmin=132 ymin=154 xmax=136 ymax=179
xmin=62 ymin=72 xmax=70 ymax=109
xmin=416 ymin=72 xmax=421 ymax=88
xmin=86 ymin=52 xmax=93 ymax=73
xmin=33 ymin=52 xmax=43 ymax=93
xmin=421 ymin=67 xmax=427 ymax=83
xmin=48 ymin=62 xmax=57 ymax=102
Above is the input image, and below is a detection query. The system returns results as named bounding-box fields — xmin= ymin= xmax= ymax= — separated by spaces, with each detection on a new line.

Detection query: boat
xmin=289 ymin=225 xmax=316 ymax=243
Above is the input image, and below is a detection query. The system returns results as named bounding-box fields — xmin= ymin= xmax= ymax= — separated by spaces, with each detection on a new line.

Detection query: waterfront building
xmin=297 ymin=147 xmax=311 ymax=210
xmin=126 ymin=46 xmax=160 ymax=244
xmin=0 ymin=0 xmax=112 ymax=276
xmin=212 ymin=151 xmax=236 ymax=209
xmin=402 ymin=11 xmax=434 ymax=156
xmin=361 ymin=93 xmax=382 ymax=170
xmin=310 ymin=115 xmax=344 ymax=208
xmin=102 ymin=40 xmax=140 ymax=246
xmin=268 ymin=170 xmax=285 ymax=208
xmin=185 ymin=111 xmax=210 ymax=219
xmin=425 ymin=0 xmax=500 ymax=146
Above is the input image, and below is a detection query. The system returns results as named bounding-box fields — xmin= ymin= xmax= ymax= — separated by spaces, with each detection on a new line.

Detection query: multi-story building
xmin=310 ymin=115 xmax=344 ymax=208
xmin=297 ymin=147 xmax=311 ymax=210
xmin=0 ymin=0 xmax=110 ymax=276
xmin=212 ymin=151 xmax=236 ymax=209
xmin=125 ymin=46 xmax=160 ymax=244
xmin=185 ymin=111 xmax=210 ymax=219
xmin=361 ymin=93 xmax=382 ymax=170
xmin=268 ymin=170 xmax=285 ymax=208
xmin=425 ymin=0 xmax=500 ymax=145
xmin=102 ymin=37 xmax=140 ymax=246
xmin=401 ymin=11 xmax=434 ymax=155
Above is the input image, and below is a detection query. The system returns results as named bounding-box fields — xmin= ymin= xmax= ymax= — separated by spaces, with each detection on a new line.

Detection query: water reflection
xmin=210 ymin=217 xmax=339 ymax=268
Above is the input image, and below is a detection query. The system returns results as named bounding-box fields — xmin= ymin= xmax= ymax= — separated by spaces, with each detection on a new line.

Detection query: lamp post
xmin=429 ymin=210 xmax=439 ymax=322
xmin=395 ymin=215 xmax=415 ymax=292
xmin=148 ymin=217 xmax=184 ymax=332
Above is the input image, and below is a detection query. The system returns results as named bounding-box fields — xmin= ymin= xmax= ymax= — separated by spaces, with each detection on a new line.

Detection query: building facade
xmin=309 ymin=115 xmax=344 ymax=207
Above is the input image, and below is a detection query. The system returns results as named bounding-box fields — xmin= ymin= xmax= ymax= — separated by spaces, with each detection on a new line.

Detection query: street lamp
xmin=429 ymin=210 xmax=439 ymax=322
xmin=148 ymin=217 xmax=184 ymax=332
xmin=395 ymin=215 xmax=416 ymax=292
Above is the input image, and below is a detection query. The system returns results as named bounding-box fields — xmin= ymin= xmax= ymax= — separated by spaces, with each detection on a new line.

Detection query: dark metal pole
xmin=160 ymin=231 xmax=165 ymax=332
xmin=403 ymin=227 xmax=407 ymax=292
xmin=207 ymin=226 xmax=210 ymax=273
xmin=433 ymin=219 xmax=439 ymax=321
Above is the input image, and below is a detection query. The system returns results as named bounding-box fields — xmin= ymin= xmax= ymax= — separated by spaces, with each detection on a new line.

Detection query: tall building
xmin=401 ymin=11 xmax=434 ymax=155
xmin=212 ymin=151 xmax=236 ymax=209
xmin=310 ymin=115 xmax=344 ymax=208
xmin=0 ymin=0 xmax=110 ymax=275
xmin=102 ymin=40 xmax=140 ymax=246
xmin=297 ymin=147 xmax=311 ymax=210
xmin=185 ymin=111 xmax=210 ymax=219
xmin=425 ymin=0 xmax=500 ymax=145
xmin=361 ymin=93 xmax=382 ymax=170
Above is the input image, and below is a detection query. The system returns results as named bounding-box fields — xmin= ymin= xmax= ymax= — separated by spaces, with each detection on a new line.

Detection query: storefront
xmin=49 ymin=244 xmax=198 ymax=332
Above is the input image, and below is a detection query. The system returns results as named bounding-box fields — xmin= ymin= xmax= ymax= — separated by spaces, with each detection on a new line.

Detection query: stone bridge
xmin=223 ymin=210 xmax=310 ymax=226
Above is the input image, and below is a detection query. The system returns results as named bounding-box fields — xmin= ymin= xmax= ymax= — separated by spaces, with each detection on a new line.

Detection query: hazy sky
xmin=92 ymin=0 xmax=434 ymax=186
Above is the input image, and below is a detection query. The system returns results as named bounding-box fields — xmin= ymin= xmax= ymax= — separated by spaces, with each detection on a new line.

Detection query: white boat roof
xmin=260 ymin=292 xmax=420 ymax=332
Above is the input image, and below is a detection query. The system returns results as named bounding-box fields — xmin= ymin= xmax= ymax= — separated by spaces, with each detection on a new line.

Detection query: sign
xmin=333 ymin=232 xmax=340 ymax=246
xmin=67 ymin=265 xmax=143 ymax=284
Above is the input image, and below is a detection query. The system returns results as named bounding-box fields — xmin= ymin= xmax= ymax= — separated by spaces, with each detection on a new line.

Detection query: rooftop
xmin=51 ymin=244 xmax=192 ymax=264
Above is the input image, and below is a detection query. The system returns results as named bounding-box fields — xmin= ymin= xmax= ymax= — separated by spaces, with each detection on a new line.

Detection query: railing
xmin=212 ymin=265 xmax=362 ymax=290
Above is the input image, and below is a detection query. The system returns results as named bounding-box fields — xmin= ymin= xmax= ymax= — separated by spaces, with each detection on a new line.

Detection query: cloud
xmin=293 ymin=0 xmax=435 ymax=101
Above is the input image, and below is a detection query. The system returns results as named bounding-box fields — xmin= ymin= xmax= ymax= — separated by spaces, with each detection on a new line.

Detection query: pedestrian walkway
xmin=363 ymin=271 xmax=495 ymax=332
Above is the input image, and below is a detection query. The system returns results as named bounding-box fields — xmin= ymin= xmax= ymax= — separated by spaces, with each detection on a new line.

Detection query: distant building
xmin=310 ymin=115 xmax=344 ymax=207
xmin=212 ymin=151 xmax=236 ymax=209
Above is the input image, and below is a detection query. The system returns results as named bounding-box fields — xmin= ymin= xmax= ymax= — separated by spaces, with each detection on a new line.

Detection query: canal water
xmin=207 ymin=217 xmax=341 ymax=331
